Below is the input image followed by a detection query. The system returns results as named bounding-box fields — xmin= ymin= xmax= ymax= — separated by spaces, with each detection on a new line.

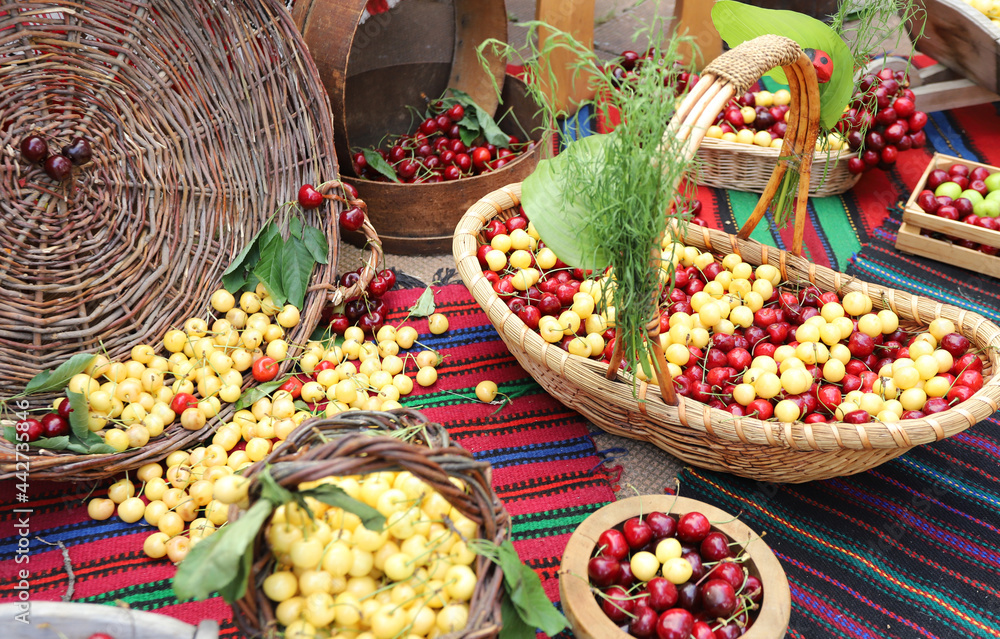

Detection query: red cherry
xmin=646 ymin=511 xmax=677 ymax=539
xmin=587 ymin=555 xmax=621 ymax=587
xmin=676 ymin=511 xmax=711 ymax=543
xmin=339 ymin=206 xmax=366 ymax=232
xmin=57 ymin=397 xmax=74 ymax=419
xmin=645 ymin=577 xmax=679 ymax=611
xmin=699 ymin=531 xmax=732 ymax=562
xmin=40 ymin=413 xmax=70 ymax=438
xmin=700 ymin=579 xmax=737 ymax=617
xmin=623 ymin=516 xmax=654 ymax=550
xmin=252 ymin=356 xmax=279 ymax=382
xmin=170 ymin=393 xmax=199 ymax=414
xmin=600 ymin=585 xmax=634 ymax=623
xmin=44 ymin=155 xmax=73 ymax=181
xmin=279 ymin=377 xmax=304 ymax=399
xmin=20 ymin=134 xmax=49 ymax=163
xmin=655 ymin=608 xmax=694 ymax=639
xmin=629 ymin=605 xmax=659 ymax=638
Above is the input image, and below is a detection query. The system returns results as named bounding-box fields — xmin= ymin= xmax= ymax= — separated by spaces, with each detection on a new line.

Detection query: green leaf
xmin=474 ymin=103 xmax=511 ymax=148
xmin=217 ymin=545 xmax=253 ymax=604
xmin=222 ymin=220 xmax=276 ymax=282
xmin=459 ymin=124 xmax=481 ymax=148
xmin=64 ymin=440 xmax=93 ymax=454
xmin=300 ymin=484 xmax=386 ymax=531
xmin=252 ymin=233 xmax=286 ymax=306
xmin=361 ymin=148 xmax=401 ymax=183
xmin=294 ymin=400 xmax=311 ymax=412
xmin=500 ymin=592 xmax=535 ymax=639
xmin=289 ymin=217 xmax=303 ymax=239
xmin=24 ymin=353 xmax=96 ymax=395
xmin=3 ymin=426 xmax=70 ymax=451
xmin=86 ymin=442 xmax=118 ymax=454
xmin=303 ymin=226 xmax=330 ymax=265
xmin=281 ymin=236 xmax=315 ymax=311
xmin=234 ymin=378 xmax=286 ymax=412
xmin=711 ymin=0 xmax=854 ymax=129
xmin=66 ymin=390 xmax=91 ymax=442
xmin=495 ymin=540 xmax=567 ymax=635
xmin=521 ymin=133 xmax=615 ymax=271
xmin=258 ymin=467 xmax=296 ymax=507
xmin=408 ymin=286 xmax=436 ymax=317
xmin=172 ymin=500 xmax=274 ymax=602
xmin=221 ymin=270 xmax=247 ymax=294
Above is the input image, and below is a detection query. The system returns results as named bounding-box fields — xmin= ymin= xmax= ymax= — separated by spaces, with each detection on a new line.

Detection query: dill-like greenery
xmin=478 ymin=20 xmax=697 ymax=382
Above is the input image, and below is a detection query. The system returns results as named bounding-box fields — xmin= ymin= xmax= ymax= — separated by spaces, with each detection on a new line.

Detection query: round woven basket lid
xmin=0 ymin=1 xmax=340 ymax=398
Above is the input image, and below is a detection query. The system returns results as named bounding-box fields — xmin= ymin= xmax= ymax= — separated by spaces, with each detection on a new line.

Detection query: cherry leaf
xmin=67 ymin=390 xmax=91 ymax=442
xmin=361 ymin=148 xmax=401 ymax=182
xmin=172 ymin=500 xmax=274 ymax=603
xmin=2 ymin=426 xmax=69 ymax=451
xmin=234 ymin=378 xmax=287 ymax=412
xmin=303 ymin=226 xmax=329 ymax=265
xmin=408 ymin=286 xmax=436 ymax=317
xmin=252 ymin=233 xmax=286 ymax=306
xmin=300 ymin=484 xmax=386 ymax=531
xmin=280 ymin=236 xmax=314 ymax=311
xmin=24 ymin=353 xmax=96 ymax=395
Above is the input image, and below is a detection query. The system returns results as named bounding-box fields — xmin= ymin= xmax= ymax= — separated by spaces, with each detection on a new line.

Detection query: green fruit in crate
xmin=961 ymin=189 xmax=985 ymax=205
xmin=974 ymin=200 xmax=1000 ymax=218
xmin=986 ymin=190 xmax=1000 ymax=204
xmin=985 ymin=172 xmax=1000 ymax=192
xmin=934 ymin=182 xmax=963 ymax=199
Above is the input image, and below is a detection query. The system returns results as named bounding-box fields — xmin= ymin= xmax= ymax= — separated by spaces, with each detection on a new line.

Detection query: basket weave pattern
xmin=0 ymin=1 xmax=385 ymax=482
xmin=0 ymin=1 xmax=339 ymax=396
xmin=696 ymin=137 xmax=861 ymax=197
xmin=232 ymin=409 xmax=509 ymax=639
xmin=454 ymin=184 xmax=1000 ymax=482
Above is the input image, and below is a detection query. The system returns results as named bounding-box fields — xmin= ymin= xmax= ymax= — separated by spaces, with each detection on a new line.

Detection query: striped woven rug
xmin=0 ymin=283 xmax=618 ymax=635
xmin=680 ymin=101 xmax=1000 ymax=639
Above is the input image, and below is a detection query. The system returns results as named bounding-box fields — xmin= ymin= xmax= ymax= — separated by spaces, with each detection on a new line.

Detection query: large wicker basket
xmin=0 ymin=0 xmax=382 ymax=481
xmin=696 ymin=136 xmax=862 ymax=197
xmin=231 ymin=409 xmax=509 ymax=639
xmin=452 ymin=36 xmax=1000 ymax=483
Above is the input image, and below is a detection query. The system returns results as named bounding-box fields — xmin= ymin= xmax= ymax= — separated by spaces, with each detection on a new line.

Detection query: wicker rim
xmin=0 ymin=0 xmax=385 ymax=482
xmin=230 ymin=409 xmax=509 ymax=639
xmin=453 ymin=182 xmax=1000 ymax=454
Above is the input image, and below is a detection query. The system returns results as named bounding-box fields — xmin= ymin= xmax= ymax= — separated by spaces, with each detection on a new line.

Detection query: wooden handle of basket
xmin=317 ymin=182 xmax=384 ymax=306
xmin=664 ymin=34 xmax=821 ymax=256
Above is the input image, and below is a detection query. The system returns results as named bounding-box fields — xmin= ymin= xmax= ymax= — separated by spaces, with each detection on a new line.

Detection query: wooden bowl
xmin=559 ymin=495 xmax=791 ymax=639
xmin=0 ymin=601 xmax=218 ymax=639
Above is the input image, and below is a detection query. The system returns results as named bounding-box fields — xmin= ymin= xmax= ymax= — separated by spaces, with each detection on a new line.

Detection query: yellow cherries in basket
xmin=258 ymin=471 xmax=481 ymax=638
xmin=478 ymin=209 xmax=987 ymax=426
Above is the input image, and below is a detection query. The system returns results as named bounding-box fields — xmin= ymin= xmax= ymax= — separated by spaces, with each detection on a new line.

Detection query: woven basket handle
xmin=316 ymin=182 xmax=384 ymax=306
xmin=667 ymin=34 xmax=822 ymax=257
xmin=630 ymin=35 xmax=822 ymax=405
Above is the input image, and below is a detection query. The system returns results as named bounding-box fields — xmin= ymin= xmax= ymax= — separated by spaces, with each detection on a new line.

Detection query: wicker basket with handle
xmin=0 ymin=0 xmax=384 ymax=482
xmin=452 ymin=35 xmax=1000 ymax=483
xmin=696 ymin=136 xmax=861 ymax=197
xmin=230 ymin=408 xmax=509 ymax=639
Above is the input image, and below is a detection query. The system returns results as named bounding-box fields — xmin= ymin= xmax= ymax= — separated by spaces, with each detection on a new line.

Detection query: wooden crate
xmin=895 ymin=152 xmax=1000 ymax=278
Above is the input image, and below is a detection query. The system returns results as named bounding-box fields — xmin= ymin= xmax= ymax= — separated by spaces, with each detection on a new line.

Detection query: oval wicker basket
xmin=231 ymin=408 xmax=509 ymax=639
xmin=696 ymin=136 xmax=861 ymax=197
xmin=559 ymin=495 xmax=790 ymax=639
xmin=452 ymin=35 xmax=1000 ymax=483
xmin=0 ymin=0 xmax=383 ymax=482
xmin=454 ymin=182 xmax=1000 ymax=482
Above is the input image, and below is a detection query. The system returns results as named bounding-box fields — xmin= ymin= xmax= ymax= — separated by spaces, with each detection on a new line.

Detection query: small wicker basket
xmin=696 ymin=136 xmax=861 ymax=197
xmin=0 ymin=0 xmax=384 ymax=482
xmin=452 ymin=36 xmax=1000 ymax=483
xmin=231 ymin=409 xmax=509 ymax=639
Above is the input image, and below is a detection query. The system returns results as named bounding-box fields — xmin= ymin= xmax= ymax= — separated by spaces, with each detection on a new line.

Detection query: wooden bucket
xmin=291 ymin=0 xmax=547 ymax=255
